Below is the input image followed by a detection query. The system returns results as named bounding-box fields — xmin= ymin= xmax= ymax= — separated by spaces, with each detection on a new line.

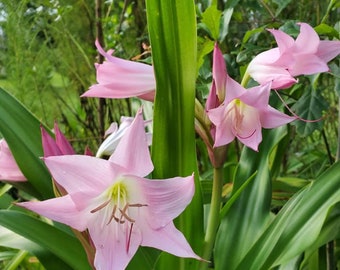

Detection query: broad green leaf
xmin=146 ymin=0 xmax=204 ymax=269
xmin=329 ymin=63 xmax=340 ymax=97
xmin=0 ymin=210 xmax=91 ymax=270
xmin=0 ymin=226 xmax=73 ymax=270
xmin=126 ymin=247 xmax=160 ymax=270
xmin=219 ymin=8 xmax=234 ymax=42
xmin=272 ymin=0 xmax=294 ymax=16
xmin=215 ymin=126 xmax=289 ymax=270
xmin=201 ymin=5 xmax=222 ymax=40
xmin=235 ymin=161 xmax=340 ymax=270
xmin=0 ymin=88 xmax=54 ymax=199
xmin=291 ymin=87 xmax=328 ymax=137
xmin=315 ymin=23 xmax=340 ymax=39
xmin=197 ymin=37 xmax=215 ymax=74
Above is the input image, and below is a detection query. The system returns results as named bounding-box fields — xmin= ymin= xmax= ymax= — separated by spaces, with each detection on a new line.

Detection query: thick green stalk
xmin=200 ymin=166 xmax=224 ymax=269
xmin=145 ymin=0 xmax=204 ymax=269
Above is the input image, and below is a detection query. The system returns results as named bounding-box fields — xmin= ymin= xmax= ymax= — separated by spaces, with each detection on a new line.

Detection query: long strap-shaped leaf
xmin=0 ymin=225 xmax=73 ymax=270
xmin=235 ymin=161 xmax=340 ymax=270
xmin=215 ymin=126 xmax=288 ymax=269
xmin=0 ymin=210 xmax=91 ymax=270
xmin=0 ymin=88 xmax=53 ymax=199
xmin=145 ymin=0 xmax=204 ymax=269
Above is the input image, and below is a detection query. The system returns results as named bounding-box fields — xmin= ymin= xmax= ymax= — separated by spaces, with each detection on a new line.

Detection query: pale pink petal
xmin=235 ymin=106 xmax=262 ymax=151
xmin=247 ymin=61 xmax=297 ymax=89
xmin=225 ymin=75 xmax=246 ymax=104
xmin=238 ymin=83 xmax=271 ymax=108
xmin=268 ymin=28 xmax=294 ymax=54
xmin=317 ymin=40 xmax=340 ymax=63
xmin=140 ymin=221 xmax=201 ymax=260
xmin=17 ymin=195 xmax=87 ymax=231
xmin=207 ymin=104 xmax=235 ymax=147
xmin=206 ymin=81 xmax=220 ymax=111
xmin=104 ymin=122 xmax=118 ymax=137
xmin=247 ymin=49 xmax=297 ymax=89
xmin=135 ymin=175 xmax=195 ymax=229
xmin=238 ymin=128 xmax=262 ymax=152
xmin=41 ymin=127 xmax=63 ymax=157
xmin=290 ymin=54 xmax=329 ymax=76
xmin=250 ymin=48 xmax=281 ymax=65
xmin=94 ymin=61 xmax=155 ymax=85
xmin=54 ymin=123 xmax=75 ymax=155
xmin=96 ymin=117 xmax=134 ymax=158
xmin=95 ymin=39 xmax=116 ymax=63
xmin=95 ymin=40 xmax=153 ymax=74
xmin=84 ymin=41 xmax=156 ymax=101
xmin=83 ymin=68 xmax=155 ymax=101
xmin=0 ymin=139 xmax=26 ymax=182
xmin=295 ymin=23 xmax=319 ymax=54
xmin=88 ymin=209 xmax=142 ymax=270
xmin=260 ymin=106 xmax=296 ymax=128
xmin=213 ymin=44 xmax=227 ymax=100
xmin=43 ymin=155 xmax=123 ymax=195
xmin=109 ymin=109 xmax=153 ymax=177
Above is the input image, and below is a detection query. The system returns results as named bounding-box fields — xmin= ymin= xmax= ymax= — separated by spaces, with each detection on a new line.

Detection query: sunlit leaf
xmin=201 ymin=5 xmax=222 ymax=40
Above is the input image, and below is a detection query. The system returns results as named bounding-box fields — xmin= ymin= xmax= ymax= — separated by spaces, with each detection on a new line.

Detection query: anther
xmin=90 ymin=199 xmax=111 ymax=213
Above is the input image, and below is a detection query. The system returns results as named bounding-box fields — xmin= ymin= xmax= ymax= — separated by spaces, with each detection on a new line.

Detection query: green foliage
xmin=0 ymin=0 xmax=339 ymax=269
xmin=291 ymin=86 xmax=328 ymax=137
xmin=146 ymin=1 xmax=204 ymax=269
xmin=0 ymin=210 xmax=91 ymax=270
xmin=0 ymin=88 xmax=53 ymax=199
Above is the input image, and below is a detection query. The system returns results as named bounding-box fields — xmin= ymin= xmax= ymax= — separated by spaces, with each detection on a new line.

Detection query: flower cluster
xmin=3 ymin=22 xmax=339 ymax=270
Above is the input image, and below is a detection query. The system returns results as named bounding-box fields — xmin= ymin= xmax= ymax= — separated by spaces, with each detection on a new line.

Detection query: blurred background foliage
xmin=0 ymin=0 xmax=339 ymax=268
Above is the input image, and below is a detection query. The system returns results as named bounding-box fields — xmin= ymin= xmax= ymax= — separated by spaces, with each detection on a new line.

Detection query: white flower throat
xmin=90 ymin=180 xmax=147 ymax=252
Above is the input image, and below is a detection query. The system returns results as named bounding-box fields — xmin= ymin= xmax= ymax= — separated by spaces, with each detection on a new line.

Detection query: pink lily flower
xmin=0 ymin=139 xmax=26 ymax=182
xmin=19 ymin=109 xmax=200 ymax=269
xmin=41 ymin=122 xmax=75 ymax=157
xmin=82 ymin=40 xmax=156 ymax=101
xmin=207 ymin=77 xmax=295 ymax=151
xmin=96 ymin=116 xmax=152 ymax=158
xmin=247 ymin=22 xmax=340 ymax=89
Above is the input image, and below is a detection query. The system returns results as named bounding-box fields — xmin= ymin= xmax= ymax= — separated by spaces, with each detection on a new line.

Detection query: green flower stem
xmin=4 ymin=250 xmax=28 ymax=270
xmin=240 ymin=71 xmax=251 ymax=87
xmin=199 ymin=166 xmax=224 ymax=269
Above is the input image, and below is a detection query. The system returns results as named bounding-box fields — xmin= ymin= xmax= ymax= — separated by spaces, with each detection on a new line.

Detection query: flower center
xmin=90 ymin=181 xmax=147 ymax=224
xmin=90 ymin=180 xmax=147 ymax=252
xmin=227 ymin=99 xmax=256 ymax=139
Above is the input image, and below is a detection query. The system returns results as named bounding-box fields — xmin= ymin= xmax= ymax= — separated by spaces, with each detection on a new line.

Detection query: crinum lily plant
xmin=0 ymin=1 xmax=340 ymax=270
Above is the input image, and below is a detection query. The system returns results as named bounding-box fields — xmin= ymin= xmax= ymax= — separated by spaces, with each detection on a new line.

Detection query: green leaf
xmin=235 ymin=161 xmax=340 ymax=270
xmin=126 ymin=247 xmax=160 ymax=270
xmin=0 ymin=210 xmax=91 ymax=270
xmin=0 ymin=88 xmax=54 ymax=199
xmin=272 ymin=0 xmax=294 ymax=17
xmin=145 ymin=0 xmax=204 ymax=269
xmin=201 ymin=5 xmax=222 ymax=40
xmin=215 ymin=127 xmax=289 ymax=270
xmin=315 ymin=23 xmax=340 ymax=39
xmin=291 ymin=87 xmax=328 ymax=137
xmin=219 ymin=8 xmax=234 ymax=42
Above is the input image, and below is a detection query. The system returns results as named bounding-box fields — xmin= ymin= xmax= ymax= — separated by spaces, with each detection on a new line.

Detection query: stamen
xmin=126 ymin=223 xmax=134 ymax=253
xmin=90 ymin=199 xmax=111 ymax=213
xmin=129 ymin=203 xmax=148 ymax=207
xmin=236 ymin=129 xmax=256 ymax=139
xmin=107 ymin=205 xmax=120 ymax=225
xmin=274 ymin=90 xmax=323 ymax=122
xmin=119 ymin=207 xmax=135 ymax=223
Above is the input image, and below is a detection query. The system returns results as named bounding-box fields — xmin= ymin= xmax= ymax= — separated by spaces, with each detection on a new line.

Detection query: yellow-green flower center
xmin=90 ymin=180 xmax=147 ymax=225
